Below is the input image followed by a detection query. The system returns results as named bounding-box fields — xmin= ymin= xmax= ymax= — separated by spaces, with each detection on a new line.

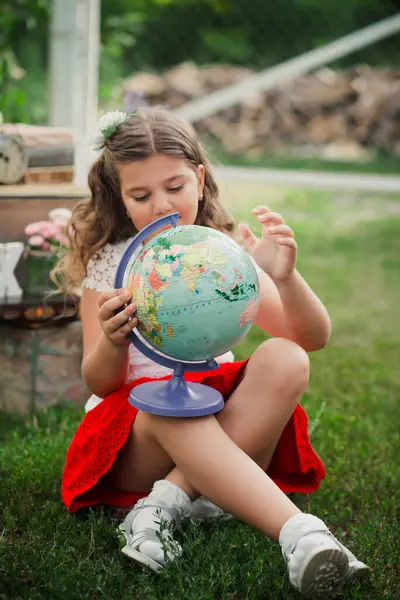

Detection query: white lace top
xmin=82 ymin=238 xmax=236 ymax=383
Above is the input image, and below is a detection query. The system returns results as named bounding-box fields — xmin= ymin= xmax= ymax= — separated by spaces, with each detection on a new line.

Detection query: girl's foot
xmin=279 ymin=513 xmax=370 ymax=597
xmin=118 ymin=480 xmax=192 ymax=572
xmin=190 ymin=496 xmax=233 ymax=522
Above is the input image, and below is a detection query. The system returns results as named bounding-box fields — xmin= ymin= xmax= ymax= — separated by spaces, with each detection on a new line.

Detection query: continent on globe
xmin=239 ymin=297 xmax=259 ymax=328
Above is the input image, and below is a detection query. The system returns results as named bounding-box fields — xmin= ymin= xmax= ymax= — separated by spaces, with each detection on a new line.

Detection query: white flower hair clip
xmin=91 ymin=110 xmax=137 ymax=151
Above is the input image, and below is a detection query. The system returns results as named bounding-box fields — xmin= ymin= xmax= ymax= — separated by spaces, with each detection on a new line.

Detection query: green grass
xmin=1 ymin=187 xmax=400 ymax=599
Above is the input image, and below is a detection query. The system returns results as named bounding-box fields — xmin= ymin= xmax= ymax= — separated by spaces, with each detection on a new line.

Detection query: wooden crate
xmin=24 ymin=166 xmax=74 ymax=185
xmin=0 ymin=184 xmax=89 ymax=243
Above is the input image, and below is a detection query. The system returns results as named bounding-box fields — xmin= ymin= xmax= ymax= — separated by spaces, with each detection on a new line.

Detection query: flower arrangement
xmin=23 ymin=208 xmax=72 ymax=295
xmin=24 ymin=208 xmax=72 ymax=254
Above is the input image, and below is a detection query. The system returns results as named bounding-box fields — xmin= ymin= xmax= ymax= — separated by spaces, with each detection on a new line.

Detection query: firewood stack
xmin=119 ymin=63 xmax=400 ymax=161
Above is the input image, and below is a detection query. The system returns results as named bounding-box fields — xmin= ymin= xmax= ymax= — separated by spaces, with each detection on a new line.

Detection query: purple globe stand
xmin=114 ymin=213 xmax=225 ymax=417
xmin=129 ymin=363 xmax=224 ymax=417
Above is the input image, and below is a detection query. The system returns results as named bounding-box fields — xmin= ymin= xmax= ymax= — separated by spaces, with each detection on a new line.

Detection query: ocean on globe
xmin=123 ymin=225 xmax=260 ymax=362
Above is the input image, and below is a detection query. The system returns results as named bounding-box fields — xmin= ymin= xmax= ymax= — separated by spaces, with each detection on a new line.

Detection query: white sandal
xmin=331 ymin=536 xmax=370 ymax=585
xmin=118 ymin=497 xmax=183 ymax=572
xmin=280 ymin=514 xmax=370 ymax=597
xmin=287 ymin=530 xmax=350 ymax=597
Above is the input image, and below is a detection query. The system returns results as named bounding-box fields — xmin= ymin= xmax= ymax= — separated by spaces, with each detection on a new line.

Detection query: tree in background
xmin=1 ymin=0 xmax=49 ymax=123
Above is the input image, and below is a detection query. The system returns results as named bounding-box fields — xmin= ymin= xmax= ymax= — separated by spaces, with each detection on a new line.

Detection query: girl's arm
xmin=80 ymin=288 xmax=135 ymax=397
xmin=239 ymin=205 xmax=331 ymax=352
xmin=253 ymin=269 xmax=331 ymax=352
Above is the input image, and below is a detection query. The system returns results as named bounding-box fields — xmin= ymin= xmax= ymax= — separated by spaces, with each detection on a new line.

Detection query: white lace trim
xmin=82 ymin=238 xmax=133 ymax=291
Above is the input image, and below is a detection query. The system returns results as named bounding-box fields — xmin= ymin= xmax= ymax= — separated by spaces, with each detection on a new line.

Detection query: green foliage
xmin=121 ymin=0 xmax=399 ymax=70
xmin=0 ymin=0 xmax=50 ymax=123
xmin=1 ymin=0 xmax=398 ymax=124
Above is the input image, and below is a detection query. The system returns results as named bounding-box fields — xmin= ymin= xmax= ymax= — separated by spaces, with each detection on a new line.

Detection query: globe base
xmin=128 ymin=375 xmax=225 ymax=417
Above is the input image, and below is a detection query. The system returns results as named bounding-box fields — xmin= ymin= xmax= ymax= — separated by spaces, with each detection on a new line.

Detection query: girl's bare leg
xmin=144 ymin=410 xmax=300 ymax=539
xmin=167 ymin=337 xmax=310 ymax=509
xmin=116 ymin=339 xmax=368 ymax=594
xmin=120 ymin=411 xmax=366 ymax=596
xmin=109 ymin=337 xmax=309 ymax=510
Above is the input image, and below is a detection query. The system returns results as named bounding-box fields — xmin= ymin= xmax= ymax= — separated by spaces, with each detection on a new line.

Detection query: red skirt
xmin=62 ymin=360 xmax=326 ymax=512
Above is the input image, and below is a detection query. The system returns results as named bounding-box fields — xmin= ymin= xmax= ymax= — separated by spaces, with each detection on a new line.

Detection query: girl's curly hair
xmin=53 ymin=108 xmax=235 ymax=294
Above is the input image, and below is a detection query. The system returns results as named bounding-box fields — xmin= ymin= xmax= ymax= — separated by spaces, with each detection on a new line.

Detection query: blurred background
xmin=1 ymin=0 xmax=400 ymax=173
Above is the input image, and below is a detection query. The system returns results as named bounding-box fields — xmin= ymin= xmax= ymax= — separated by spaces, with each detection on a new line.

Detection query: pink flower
xmin=53 ymin=230 xmax=69 ymax=246
xmin=25 ymin=214 xmax=70 ymax=248
xmin=40 ymin=223 xmax=56 ymax=239
xmin=25 ymin=223 xmax=42 ymax=236
xmin=28 ymin=221 xmax=51 ymax=237
xmin=28 ymin=234 xmax=45 ymax=248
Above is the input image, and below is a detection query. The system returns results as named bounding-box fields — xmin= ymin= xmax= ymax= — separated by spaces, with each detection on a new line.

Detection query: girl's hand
xmin=98 ymin=289 xmax=138 ymax=346
xmin=238 ymin=206 xmax=297 ymax=282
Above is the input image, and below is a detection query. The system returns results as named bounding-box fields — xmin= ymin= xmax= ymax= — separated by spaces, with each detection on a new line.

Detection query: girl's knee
xmin=132 ymin=410 xmax=162 ymax=440
xmin=136 ymin=409 xmax=215 ymax=438
xmin=251 ymin=338 xmax=310 ymax=390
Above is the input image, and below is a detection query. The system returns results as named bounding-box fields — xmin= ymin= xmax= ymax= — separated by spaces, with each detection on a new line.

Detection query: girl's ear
xmin=197 ymin=164 xmax=205 ymax=200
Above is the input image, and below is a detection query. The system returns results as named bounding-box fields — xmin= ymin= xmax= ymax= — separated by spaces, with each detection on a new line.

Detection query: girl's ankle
xmin=148 ymin=480 xmax=192 ymax=520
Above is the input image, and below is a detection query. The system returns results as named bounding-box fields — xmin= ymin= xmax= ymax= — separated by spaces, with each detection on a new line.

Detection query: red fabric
xmin=62 ymin=360 xmax=326 ymax=512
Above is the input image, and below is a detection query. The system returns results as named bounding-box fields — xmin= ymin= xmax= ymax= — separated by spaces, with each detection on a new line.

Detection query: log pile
xmin=120 ymin=62 xmax=400 ymax=160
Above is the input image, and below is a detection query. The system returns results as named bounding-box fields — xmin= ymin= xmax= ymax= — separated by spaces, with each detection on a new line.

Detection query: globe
xmin=122 ymin=224 xmax=260 ymax=363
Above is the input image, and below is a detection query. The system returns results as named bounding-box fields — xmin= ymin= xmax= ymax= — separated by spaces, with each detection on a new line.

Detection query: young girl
xmin=60 ymin=108 xmax=368 ymax=597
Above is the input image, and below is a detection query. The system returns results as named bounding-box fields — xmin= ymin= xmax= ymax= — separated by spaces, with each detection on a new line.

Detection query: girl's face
xmin=118 ymin=153 xmax=205 ymax=237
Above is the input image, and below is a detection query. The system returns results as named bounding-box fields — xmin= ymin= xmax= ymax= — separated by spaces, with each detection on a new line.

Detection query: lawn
xmin=1 ymin=184 xmax=399 ymax=599
xmin=205 ymin=136 xmax=400 ymax=176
